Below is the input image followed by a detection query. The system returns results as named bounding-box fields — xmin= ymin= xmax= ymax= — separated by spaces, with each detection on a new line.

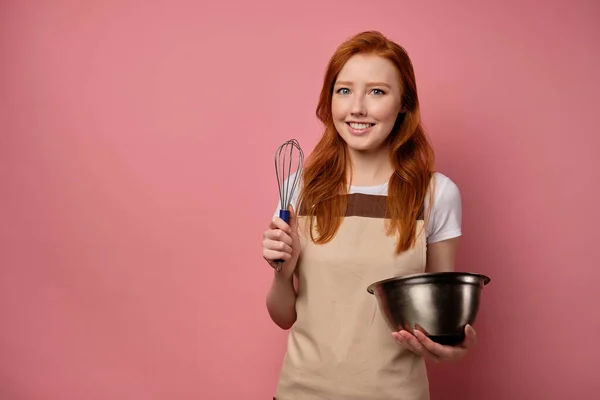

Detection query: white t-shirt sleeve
xmin=425 ymin=173 xmax=463 ymax=243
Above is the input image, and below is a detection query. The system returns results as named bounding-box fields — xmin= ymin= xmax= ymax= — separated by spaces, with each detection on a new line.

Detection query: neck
xmin=346 ymin=146 xmax=393 ymax=186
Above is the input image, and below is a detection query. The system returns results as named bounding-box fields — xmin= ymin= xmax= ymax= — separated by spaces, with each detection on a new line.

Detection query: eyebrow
xmin=334 ymin=81 xmax=392 ymax=89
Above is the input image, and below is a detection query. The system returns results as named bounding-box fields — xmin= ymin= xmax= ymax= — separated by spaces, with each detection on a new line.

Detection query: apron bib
xmin=274 ymin=193 xmax=430 ymax=400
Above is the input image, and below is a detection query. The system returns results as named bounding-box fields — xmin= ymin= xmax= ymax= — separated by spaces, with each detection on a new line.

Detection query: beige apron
xmin=274 ymin=192 xmax=429 ymax=400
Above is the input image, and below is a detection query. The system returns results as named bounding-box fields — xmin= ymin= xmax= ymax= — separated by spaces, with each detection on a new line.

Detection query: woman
xmin=262 ymin=31 xmax=476 ymax=400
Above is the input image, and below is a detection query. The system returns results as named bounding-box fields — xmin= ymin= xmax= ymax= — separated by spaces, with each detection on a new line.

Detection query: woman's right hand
xmin=262 ymin=204 xmax=300 ymax=278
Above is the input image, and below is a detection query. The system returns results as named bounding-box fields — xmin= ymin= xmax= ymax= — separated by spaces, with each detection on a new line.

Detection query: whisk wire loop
xmin=273 ymin=139 xmax=305 ymax=271
xmin=275 ymin=139 xmax=304 ymax=221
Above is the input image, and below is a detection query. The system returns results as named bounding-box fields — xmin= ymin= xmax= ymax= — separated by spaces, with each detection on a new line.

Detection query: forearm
xmin=266 ymin=272 xmax=297 ymax=330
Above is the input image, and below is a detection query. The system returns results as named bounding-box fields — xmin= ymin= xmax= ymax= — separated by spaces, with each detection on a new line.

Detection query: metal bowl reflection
xmin=367 ymin=272 xmax=491 ymax=346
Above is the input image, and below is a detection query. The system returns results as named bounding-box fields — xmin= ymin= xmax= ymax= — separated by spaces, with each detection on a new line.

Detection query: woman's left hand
xmin=392 ymin=324 xmax=476 ymax=362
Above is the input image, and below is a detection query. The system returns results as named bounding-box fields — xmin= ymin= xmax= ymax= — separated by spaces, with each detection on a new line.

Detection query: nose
xmin=350 ymin=95 xmax=367 ymax=117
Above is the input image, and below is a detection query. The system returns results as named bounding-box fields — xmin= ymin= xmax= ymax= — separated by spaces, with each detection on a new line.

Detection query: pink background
xmin=1 ymin=0 xmax=599 ymax=399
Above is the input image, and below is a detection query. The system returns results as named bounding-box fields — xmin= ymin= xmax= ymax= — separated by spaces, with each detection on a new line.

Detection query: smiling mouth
xmin=346 ymin=122 xmax=375 ymax=130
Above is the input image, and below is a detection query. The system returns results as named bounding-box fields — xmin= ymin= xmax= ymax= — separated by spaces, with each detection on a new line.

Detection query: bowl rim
xmin=366 ymin=271 xmax=491 ymax=294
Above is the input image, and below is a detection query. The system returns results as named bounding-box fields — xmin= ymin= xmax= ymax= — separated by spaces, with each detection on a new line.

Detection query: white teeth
xmin=349 ymin=123 xmax=373 ymax=130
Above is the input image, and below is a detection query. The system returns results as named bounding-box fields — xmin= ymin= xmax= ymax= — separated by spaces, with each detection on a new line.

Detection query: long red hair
xmin=298 ymin=31 xmax=435 ymax=254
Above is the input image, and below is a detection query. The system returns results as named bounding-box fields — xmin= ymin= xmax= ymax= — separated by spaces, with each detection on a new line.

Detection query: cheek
xmin=371 ymin=102 xmax=401 ymax=123
xmin=331 ymin=100 xmax=345 ymax=121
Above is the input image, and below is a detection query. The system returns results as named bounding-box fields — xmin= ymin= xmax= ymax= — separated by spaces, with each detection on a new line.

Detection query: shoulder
xmin=429 ymin=172 xmax=461 ymax=209
xmin=425 ymin=172 xmax=462 ymax=243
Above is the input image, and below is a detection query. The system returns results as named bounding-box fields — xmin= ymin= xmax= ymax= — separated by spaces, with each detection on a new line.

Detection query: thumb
xmin=461 ymin=324 xmax=477 ymax=348
xmin=288 ymin=204 xmax=298 ymax=232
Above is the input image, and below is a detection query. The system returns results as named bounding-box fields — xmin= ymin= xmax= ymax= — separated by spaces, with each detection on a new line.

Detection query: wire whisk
xmin=274 ymin=139 xmax=304 ymax=271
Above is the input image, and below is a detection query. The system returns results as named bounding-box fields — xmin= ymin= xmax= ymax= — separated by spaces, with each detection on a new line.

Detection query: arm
xmin=263 ymin=205 xmax=301 ymax=330
xmin=397 ymin=237 xmax=474 ymax=360
xmin=266 ymin=270 xmax=298 ymax=330
xmin=393 ymin=175 xmax=476 ymax=360
xmin=264 ymin=174 xmax=302 ymax=329
xmin=425 ymin=237 xmax=459 ymax=273
xmin=424 ymin=174 xmax=462 ymax=273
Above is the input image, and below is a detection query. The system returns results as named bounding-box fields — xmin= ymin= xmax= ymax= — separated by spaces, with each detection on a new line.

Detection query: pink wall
xmin=1 ymin=1 xmax=598 ymax=399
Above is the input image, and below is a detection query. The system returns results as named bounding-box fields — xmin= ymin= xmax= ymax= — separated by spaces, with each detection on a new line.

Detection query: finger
xmin=264 ymin=229 xmax=293 ymax=247
xmin=270 ymin=217 xmax=292 ymax=234
xmin=399 ymin=331 xmax=439 ymax=361
xmin=399 ymin=330 xmax=422 ymax=351
xmin=263 ymin=249 xmax=291 ymax=264
xmin=392 ymin=332 xmax=407 ymax=346
xmin=288 ymin=204 xmax=296 ymax=220
xmin=392 ymin=332 xmax=419 ymax=354
xmin=413 ymin=330 xmax=454 ymax=359
xmin=288 ymin=205 xmax=300 ymax=235
xmin=263 ymin=238 xmax=293 ymax=254
xmin=460 ymin=324 xmax=477 ymax=349
xmin=413 ymin=330 xmax=468 ymax=362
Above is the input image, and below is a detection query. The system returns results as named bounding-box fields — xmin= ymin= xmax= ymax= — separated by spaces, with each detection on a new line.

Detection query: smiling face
xmin=331 ymin=54 xmax=404 ymax=154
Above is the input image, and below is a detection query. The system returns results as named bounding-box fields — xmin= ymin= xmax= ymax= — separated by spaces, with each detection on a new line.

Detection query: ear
xmin=399 ymin=104 xmax=408 ymax=114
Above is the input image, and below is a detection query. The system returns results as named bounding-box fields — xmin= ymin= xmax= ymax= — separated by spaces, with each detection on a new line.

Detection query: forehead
xmin=336 ymin=54 xmax=400 ymax=84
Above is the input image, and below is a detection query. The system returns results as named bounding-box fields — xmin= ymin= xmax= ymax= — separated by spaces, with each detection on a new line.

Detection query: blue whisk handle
xmin=274 ymin=208 xmax=291 ymax=268
xmin=279 ymin=209 xmax=290 ymax=224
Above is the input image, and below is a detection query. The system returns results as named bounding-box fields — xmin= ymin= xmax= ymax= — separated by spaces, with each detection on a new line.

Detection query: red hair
xmin=298 ymin=31 xmax=435 ymax=254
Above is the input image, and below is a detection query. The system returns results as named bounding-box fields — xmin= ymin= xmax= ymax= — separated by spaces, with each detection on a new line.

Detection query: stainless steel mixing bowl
xmin=367 ymin=272 xmax=491 ymax=346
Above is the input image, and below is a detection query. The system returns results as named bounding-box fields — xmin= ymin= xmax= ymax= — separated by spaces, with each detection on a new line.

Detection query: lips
xmin=346 ymin=121 xmax=375 ymax=135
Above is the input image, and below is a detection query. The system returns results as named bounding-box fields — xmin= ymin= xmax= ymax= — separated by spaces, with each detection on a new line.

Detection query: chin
xmin=349 ymin=144 xmax=379 ymax=153
xmin=342 ymin=138 xmax=379 ymax=153
xmin=337 ymin=133 xmax=376 ymax=152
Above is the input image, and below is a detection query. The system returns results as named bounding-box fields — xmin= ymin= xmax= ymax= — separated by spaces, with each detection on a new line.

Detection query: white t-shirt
xmin=274 ymin=172 xmax=462 ymax=244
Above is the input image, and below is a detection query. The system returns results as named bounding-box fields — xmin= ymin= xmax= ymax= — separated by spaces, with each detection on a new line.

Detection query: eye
xmin=335 ymin=88 xmax=350 ymax=95
xmin=371 ymin=89 xmax=386 ymax=96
